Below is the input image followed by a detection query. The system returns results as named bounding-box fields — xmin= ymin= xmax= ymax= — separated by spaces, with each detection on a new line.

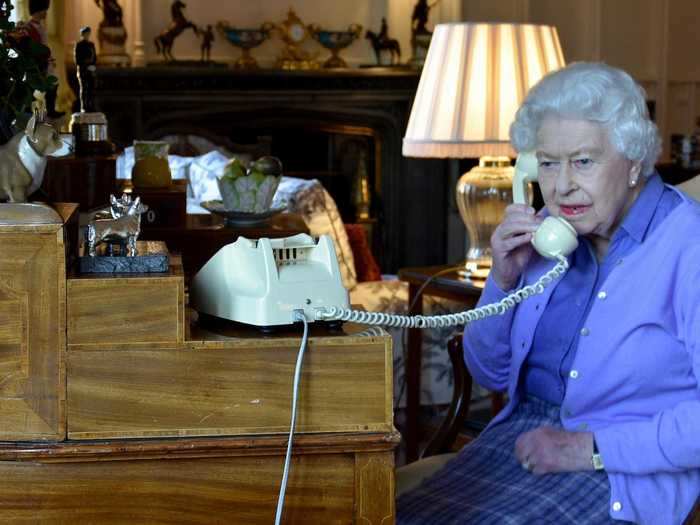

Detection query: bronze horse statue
xmin=365 ymin=30 xmax=401 ymax=65
xmin=94 ymin=0 xmax=123 ymax=27
xmin=154 ymin=0 xmax=198 ymax=62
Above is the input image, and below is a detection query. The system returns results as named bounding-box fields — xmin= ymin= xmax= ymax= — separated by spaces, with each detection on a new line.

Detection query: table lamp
xmin=403 ymin=22 xmax=565 ymax=281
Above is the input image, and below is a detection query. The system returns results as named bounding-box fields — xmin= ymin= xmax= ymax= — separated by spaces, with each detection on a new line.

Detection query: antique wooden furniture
xmin=119 ymin=179 xmax=187 ymax=230
xmin=396 ymin=265 xmax=482 ymax=462
xmin=0 ymin=204 xmax=397 ymax=523
xmin=41 ymin=153 xmax=117 ymax=210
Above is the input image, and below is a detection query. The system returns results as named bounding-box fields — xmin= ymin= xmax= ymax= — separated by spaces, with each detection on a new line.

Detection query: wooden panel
xmin=67 ymin=337 xmax=392 ymax=439
xmin=0 ymin=224 xmax=66 ymax=440
xmin=0 ymin=453 xmax=355 ymax=524
xmin=67 ymin=271 xmax=184 ymax=346
xmin=668 ymin=0 xmax=700 ymax=81
xmin=0 ymin=433 xmax=398 ymax=524
xmin=600 ymin=0 xmax=658 ymax=80
xmin=355 ymin=452 xmax=396 ymax=524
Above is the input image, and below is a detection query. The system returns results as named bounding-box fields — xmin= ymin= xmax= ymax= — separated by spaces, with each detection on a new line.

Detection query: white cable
xmin=274 ymin=310 xmax=309 ymax=525
xmin=316 ymin=255 xmax=569 ymax=328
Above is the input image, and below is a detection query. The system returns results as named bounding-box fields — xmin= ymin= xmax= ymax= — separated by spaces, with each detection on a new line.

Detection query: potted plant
xmin=0 ymin=1 xmax=57 ymax=143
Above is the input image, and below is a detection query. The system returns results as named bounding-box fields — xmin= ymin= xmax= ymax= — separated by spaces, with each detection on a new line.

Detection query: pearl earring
xmin=630 ymin=179 xmax=638 ymax=188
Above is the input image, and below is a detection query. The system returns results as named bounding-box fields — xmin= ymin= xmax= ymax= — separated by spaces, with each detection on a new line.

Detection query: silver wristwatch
xmin=592 ymin=438 xmax=605 ymax=471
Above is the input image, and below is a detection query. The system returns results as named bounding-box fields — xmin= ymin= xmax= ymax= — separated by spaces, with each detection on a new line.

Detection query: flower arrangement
xmin=0 ymin=3 xmax=57 ymax=143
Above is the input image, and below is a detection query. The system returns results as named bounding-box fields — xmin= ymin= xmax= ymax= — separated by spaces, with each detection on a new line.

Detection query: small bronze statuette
xmin=409 ymin=0 xmax=440 ymax=67
xmin=366 ymin=18 xmax=401 ymax=66
xmin=154 ymin=0 xmax=199 ymax=62
xmin=94 ymin=0 xmax=130 ymax=66
xmin=75 ymin=26 xmax=96 ymax=113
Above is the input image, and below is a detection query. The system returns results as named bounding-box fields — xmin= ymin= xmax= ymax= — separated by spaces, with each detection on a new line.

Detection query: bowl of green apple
xmin=201 ymin=156 xmax=285 ymax=226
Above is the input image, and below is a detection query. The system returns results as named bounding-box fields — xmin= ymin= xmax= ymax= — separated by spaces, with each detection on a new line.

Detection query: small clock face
xmin=289 ymin=23 xmax=305 ymax=43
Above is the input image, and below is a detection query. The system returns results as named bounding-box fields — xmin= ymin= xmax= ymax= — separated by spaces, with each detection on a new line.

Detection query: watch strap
xmin=592 ymin=437 xmax=605 ymax=471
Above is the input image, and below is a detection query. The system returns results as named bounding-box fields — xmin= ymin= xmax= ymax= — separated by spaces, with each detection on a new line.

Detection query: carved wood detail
xmin=356 ymin=451 xmax=395 ymax=524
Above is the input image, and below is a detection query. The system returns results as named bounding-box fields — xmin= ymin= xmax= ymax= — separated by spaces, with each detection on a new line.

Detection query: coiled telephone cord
xmin=316 ymin=255 xmax=569 ymax=328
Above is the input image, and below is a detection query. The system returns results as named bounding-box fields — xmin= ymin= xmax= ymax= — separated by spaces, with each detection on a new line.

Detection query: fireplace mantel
xmin=82 ymin=66 xmax=452 ymax=271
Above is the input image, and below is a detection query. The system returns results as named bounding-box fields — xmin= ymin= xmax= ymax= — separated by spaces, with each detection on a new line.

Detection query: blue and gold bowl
xmin=309 ymin=24 xmax=362 ymax=68
xmin=217 ymin=22 xmax=272 ymax=69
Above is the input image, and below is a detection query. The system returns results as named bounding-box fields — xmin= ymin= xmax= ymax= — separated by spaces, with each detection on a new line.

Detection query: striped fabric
xmin=397 ymin=396 xmax=631 ymax=524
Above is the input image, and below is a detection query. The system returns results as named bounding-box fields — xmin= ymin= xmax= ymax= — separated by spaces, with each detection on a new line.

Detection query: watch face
xmin=289 ymin=23 xmax=305 ymax=42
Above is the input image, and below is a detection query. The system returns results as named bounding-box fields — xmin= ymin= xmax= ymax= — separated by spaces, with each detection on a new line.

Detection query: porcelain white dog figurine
xmin=0 ymin=117 xmax=62 ymax=202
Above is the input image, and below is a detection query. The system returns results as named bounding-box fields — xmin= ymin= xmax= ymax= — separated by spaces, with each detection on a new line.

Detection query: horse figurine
xmin=365 ymin=30 xmax=401 ymax=66
xmin=154 ymin=0 xmax=198 ymax=62
xmin=86 ymin=195 xmax=147 ymax=257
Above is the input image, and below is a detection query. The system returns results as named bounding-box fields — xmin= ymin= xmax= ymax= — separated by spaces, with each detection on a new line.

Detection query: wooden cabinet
xmin=0 ymin=203 xmax=77 ymax=441
xmin=42 ymin=154 xmax=117 ymax=210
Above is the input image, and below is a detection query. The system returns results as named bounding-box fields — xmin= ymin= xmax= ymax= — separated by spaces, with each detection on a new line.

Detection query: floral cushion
xmin=272 ymin=177 xmax=358 ymax=290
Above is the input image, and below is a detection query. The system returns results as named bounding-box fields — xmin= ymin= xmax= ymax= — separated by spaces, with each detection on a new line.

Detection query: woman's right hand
xmin=490 ymin=204 xmax=543 ymax=291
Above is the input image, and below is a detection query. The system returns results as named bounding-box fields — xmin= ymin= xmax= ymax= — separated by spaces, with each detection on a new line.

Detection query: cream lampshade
xmin=403 ymin=22 xmax=565 ymax=281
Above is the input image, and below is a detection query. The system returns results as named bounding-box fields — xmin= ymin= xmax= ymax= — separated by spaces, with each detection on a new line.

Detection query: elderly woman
xmin=397 ymin=62 xmax=700 ymax=524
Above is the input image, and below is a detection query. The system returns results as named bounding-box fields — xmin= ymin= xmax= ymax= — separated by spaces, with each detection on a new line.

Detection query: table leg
xmin=405 ymin=282 xmax=422 ymax=463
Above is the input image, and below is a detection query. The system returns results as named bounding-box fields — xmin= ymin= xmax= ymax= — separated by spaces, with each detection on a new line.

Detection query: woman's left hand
xmin=514 ymin=426 xmax=594 ymax=474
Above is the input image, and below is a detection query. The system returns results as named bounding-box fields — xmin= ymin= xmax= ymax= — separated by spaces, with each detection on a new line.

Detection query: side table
xmin=397 ymin=265 xmax=483 ymax=462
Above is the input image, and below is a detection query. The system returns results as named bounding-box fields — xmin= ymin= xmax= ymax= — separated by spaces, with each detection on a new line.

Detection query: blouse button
xmin=569 ymin=370 xmax=579 ymax=379
xmin=580 ymin=327 xmax=590 ymax=336
xmin=597 ymin=291 xmax=607 ymax=300
xmin=612 ymin=501 xmax=623 ymax=512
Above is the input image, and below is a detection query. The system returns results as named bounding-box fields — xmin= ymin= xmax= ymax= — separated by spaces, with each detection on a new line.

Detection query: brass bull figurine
xmin=86 ymin=195 xmax=147 ymax=257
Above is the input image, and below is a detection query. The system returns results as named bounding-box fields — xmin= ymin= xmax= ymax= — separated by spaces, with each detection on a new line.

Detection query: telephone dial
xmin=191 ymin=153 xmax=576 ymax=329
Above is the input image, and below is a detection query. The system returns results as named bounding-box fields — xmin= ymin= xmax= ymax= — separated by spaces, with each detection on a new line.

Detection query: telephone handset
xmin=513 ymin=152 xmax=579 ymax=259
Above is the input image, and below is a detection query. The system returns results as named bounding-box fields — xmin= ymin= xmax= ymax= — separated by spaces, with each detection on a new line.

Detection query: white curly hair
xmin=509 ymin=62 xmax=661 ymax=177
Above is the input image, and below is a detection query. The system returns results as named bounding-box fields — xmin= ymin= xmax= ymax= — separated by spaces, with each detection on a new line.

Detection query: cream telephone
xmin=513 ymin=152 xmax=579 ymax=260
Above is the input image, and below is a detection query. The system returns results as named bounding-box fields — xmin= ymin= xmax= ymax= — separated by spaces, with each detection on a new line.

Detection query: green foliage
xmin=0 ymin=16 xmax=57 ymax=118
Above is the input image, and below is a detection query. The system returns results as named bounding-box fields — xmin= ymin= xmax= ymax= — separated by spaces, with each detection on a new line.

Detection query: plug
xmin=292 ymin=309 xmax=307 ymax=323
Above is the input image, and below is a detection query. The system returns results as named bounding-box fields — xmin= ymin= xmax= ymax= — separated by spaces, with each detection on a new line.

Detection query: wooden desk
xmin=397 ymin=265 xmax=482 ymax=462
xmin=0 ymin=209 xmax=396 ymax=523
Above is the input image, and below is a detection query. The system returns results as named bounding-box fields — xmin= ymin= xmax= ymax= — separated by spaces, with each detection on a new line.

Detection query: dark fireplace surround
xmin=87 ymin=67 xmax=451 ymax=271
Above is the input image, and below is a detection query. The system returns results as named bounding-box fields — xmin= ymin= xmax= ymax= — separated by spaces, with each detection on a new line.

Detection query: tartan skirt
xmin=397 ymin=396 xmax=630 ymax=524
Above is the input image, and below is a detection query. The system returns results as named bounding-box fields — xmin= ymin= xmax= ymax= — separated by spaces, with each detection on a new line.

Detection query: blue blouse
xmin=522 ymin=174 xmax=681 ymax=404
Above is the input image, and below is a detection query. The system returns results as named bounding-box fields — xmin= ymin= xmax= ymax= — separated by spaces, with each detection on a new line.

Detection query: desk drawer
xmin=67 ymin=335 xmax=393 ymax=439
xmin=67 ymin=270 xmax=185 ymax=347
